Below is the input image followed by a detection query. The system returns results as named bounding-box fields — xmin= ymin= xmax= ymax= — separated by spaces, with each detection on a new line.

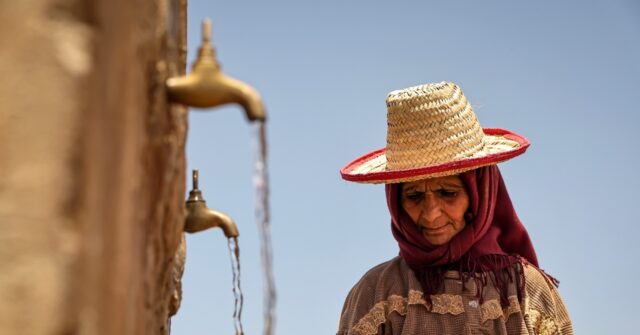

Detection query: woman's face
xmin=401 ymin=175 xmax=470 ymax=245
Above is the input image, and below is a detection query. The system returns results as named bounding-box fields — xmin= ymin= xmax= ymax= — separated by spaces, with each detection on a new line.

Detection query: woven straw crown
xmin=341 ymin=81 xmax=529 ymax=184
xmin=386 ymin=82 xmax=484 ymax=170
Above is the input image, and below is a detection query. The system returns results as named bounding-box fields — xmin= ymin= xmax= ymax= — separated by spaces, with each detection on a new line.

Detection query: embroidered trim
xmin=480 ymin=296 xmax=522 ymax=323
xmin=480 ymin=300 xmax=502 ymax=323
xmin=503 ymin=296 xmax=521 ymax=319
xmin=430 ymin=294 xmax=464 ymax=315
xmin=527 ymin=309 xmax=559 ymax=335
xmin=350 ymin=290 xmax=463 ymax=335
xmin=388 ymin=295 xmax=407 ymax=316
xmin=408 ymin=289 xmax=426 ymax=305
xmin=351 ymin=300 xmax=388 ymax=335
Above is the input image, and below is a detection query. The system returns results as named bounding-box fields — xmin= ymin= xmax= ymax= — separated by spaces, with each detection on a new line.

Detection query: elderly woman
xmin=337 ymin=82 xmax=572 ymax=335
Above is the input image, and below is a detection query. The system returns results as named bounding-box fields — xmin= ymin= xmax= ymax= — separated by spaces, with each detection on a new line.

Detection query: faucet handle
xmin=192 ymin=169 xmax=199 ymax=190
xmin=202 ymin=18 xmax=212 ymax=43
xmin=187 ymin=169 xmax=204 ymax=202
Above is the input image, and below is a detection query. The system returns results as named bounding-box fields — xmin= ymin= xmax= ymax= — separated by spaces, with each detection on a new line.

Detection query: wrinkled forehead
xmin=401 ymin=175 xmax=465 ymax=191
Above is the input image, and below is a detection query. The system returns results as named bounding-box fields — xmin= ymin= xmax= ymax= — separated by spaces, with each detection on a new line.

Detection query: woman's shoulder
xmin=337 ymin=257 xmax=413 ymax=335
xmin=358 ymin=256 xmax=405 ymax=283
xmin=522 ymin=263 xmax=560 ymax=298
xmin=522 ymin=262 xmax=565 ymax=312
xmin=521 ymin=263 xmax=574 ymax=334
xmin=343 ymin=256 xmax=405 ymax=300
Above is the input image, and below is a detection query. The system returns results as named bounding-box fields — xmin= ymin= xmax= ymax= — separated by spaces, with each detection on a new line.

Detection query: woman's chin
xmin=422 ymin=232 xmax=455 ymax=245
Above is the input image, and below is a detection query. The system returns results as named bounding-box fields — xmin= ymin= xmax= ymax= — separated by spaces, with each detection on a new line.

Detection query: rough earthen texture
xmin=0 ymin=0 xmax=187 ymax=334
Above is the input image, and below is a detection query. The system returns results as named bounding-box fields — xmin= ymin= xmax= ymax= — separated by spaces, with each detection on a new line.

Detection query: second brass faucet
xmin=184 ymin=169 xmax=239 ymax=238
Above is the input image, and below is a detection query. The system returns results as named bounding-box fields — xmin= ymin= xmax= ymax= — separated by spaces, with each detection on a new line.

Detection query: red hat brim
xmin=340 ymin=128 xmax=530 ymax=184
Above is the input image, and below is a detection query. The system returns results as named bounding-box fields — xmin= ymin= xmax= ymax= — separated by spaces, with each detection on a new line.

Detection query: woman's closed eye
xmin=405 ymin=189 xmax=459 ymax=202
xmin=436 ymin=189 xmax=458 ymax=198
xmin=405 ymin=191 xmax=425 ymax=202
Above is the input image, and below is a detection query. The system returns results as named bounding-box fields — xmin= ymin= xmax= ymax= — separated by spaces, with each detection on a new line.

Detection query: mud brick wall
xmin=0 ymin=1 xmax=188 ymax=334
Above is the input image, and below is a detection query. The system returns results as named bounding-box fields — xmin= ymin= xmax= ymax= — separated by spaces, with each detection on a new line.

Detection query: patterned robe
xmin=337 ymin=257 xmax=572 ymax=335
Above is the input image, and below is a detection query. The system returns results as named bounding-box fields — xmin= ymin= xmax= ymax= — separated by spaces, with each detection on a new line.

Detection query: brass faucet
xmin=184 ymin=169 xmax=239 ymax=237
xmin=166 ymin=18 xmax=266 ymax=121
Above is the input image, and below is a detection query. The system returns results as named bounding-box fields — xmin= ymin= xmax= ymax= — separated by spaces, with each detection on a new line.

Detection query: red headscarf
xmin=387 ymin=165 xmax=540 ymax=305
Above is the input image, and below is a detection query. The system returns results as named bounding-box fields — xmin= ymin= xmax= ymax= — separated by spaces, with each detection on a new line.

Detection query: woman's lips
xmin=421 ymin=223 xmax=450 ymax=235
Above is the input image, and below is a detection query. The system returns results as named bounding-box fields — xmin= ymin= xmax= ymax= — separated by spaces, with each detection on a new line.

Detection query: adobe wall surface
xmin=0 ymin=1 xmax=187 ymax=334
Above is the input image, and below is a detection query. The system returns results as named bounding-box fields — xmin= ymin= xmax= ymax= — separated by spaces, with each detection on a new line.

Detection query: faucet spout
xmin=185 ymin=204 xmax=239 ymax=237
xmin=166 ymin=18 xmax=266 ymax=122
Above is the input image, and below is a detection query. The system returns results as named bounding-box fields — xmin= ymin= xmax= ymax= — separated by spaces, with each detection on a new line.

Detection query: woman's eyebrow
xmin=403 ymin=185 xmax=420 ymax=192
xmin=439 ymin=182 xmax=464 ymax=189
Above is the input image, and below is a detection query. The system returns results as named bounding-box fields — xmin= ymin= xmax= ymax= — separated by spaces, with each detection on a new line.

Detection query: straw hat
xmin=340 ymin=82 xmax=529 ymax=184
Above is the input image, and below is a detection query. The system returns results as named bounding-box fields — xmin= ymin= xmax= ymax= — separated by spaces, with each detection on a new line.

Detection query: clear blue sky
xmin=171 ymin=1 xmax=640 ymax=334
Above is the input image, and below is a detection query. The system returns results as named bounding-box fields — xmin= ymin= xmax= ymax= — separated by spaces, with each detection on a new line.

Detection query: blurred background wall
xmin=0 ymin=1 xmax=188 ymax=334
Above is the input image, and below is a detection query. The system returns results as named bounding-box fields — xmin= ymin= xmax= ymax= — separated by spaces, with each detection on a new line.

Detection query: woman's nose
xmin=420 ymin=194 xmax=442 ymax=223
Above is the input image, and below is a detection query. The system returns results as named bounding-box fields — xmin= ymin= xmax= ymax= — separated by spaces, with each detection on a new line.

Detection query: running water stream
xmin=227 ymin=237 xmax=244 ymax=335
xmin=253 ymin=121 xmax=276 ymax=335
